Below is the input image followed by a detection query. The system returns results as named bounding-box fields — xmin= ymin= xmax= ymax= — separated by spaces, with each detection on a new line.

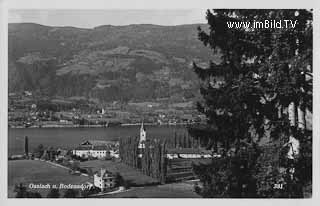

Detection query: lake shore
xmin=9 ymin=122 xmax=191 ymax=129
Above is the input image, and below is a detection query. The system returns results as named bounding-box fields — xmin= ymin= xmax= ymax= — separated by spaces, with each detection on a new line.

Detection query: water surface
xmin=8 ymin=125 xmax=187 ymax=155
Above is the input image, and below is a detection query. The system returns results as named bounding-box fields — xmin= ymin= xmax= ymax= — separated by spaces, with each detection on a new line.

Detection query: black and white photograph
xmin=1 ymin=0 xmax=317 ymax=200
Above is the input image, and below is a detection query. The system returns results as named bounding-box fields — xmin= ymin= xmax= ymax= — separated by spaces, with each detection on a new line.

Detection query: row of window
xmin=98 ymin=182 xmax=115 ymax=187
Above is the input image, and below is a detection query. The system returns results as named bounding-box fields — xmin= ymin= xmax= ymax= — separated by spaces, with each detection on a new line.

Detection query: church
xmin=137 ymin=122 xmax=213 ymax=159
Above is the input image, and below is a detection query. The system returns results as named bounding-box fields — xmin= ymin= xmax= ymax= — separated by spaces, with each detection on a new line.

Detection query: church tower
xmin=140 ymin=122 xmax=146 ymax=142
xmin=138 ymin=122 xmax=146 ymax=149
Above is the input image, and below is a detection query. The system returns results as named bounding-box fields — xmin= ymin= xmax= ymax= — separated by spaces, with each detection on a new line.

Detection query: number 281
xmin=273 ymin=184 xmax=283 ymax=189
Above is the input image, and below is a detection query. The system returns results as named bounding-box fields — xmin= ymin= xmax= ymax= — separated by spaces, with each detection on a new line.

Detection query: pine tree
xmin=191 ymin=9 xmax=312 ymax=197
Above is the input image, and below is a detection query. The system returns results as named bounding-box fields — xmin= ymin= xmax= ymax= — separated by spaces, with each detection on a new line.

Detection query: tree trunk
xmin=297 ymin=103 xmax=306 ymax=130
xmin=278 ymin=105 xmax=282 ymax=119
xmin=288 ymin=102 xmax=296 ymax=127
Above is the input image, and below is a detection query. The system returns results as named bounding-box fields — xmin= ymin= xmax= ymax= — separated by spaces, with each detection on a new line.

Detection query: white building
xmin=93 ymin=169 xmax=116 ymax=192
xmin=166 ymin=148 xmax=213 ymax=159
xmin=72 ymin=140 xmax=109 ymax=159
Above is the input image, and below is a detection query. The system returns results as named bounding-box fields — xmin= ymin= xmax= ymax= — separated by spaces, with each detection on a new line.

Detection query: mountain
xmin=8 ymin=23 xmax=220 ymax=103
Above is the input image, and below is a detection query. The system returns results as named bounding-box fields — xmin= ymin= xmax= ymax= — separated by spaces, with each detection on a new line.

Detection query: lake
xmin=8 ymin=125 xmax=188 ymax=155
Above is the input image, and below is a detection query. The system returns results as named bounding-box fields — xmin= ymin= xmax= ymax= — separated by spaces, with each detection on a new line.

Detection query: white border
xmin=1 ymin=1 xmax=320 ymax=206
xmin=2 ymin=0 xmax=320 ymax=9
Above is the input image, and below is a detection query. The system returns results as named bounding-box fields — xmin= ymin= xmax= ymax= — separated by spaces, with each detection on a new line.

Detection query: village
xmin=8 ymin=123 xmax=217 ymax=198
xmin=8 ymin=91 xmax=206 ymax=129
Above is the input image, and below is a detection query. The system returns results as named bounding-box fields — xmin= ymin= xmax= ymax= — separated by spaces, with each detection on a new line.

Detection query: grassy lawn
xmin=103 ymin=182 xmax=200 ymax=198
xmin=8 ymin=160 xmax=91 ymax=197
xmin=80 ymin=160 xmax=202 ymax=197
xmin=80 ymin=160 xmax=159 ymax=186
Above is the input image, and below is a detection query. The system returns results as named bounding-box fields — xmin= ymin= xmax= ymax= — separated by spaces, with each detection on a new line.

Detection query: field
xmin=8 ymin=160 xmax=91 ymax=197
xmin=80 ymin=160 xmax=159 ymax=186
xmin=103 ymin=182 xmax=200 ymax=198
xmin=166 ymin=158 xmax=212 ymax=182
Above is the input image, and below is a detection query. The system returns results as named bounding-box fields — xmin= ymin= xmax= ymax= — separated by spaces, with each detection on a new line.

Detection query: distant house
xmin=166 ymin=148 xmax=213 ymax=159
xmin=56 ymin=148 xmax=68 ymax=160
xmin=72 ymin=140 xmax=109 ymax=159
xmin=93 ymin=169 xmax=116 ymax=192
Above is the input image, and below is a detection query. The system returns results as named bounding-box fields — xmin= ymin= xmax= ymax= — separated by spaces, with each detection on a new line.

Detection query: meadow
xmin=8 ymin=160 xmax=91 ymax=197
xmin=103 ymin=182 xmax=200 ymax=198
xmin=80 ymin=160 xmax=159 ymax=186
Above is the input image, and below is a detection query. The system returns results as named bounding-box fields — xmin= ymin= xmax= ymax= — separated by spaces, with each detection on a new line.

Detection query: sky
xmin=8 ymin=9 xmax=208 ymax=28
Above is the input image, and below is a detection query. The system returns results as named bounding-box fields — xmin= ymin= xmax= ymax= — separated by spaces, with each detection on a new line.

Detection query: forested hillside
xmin=8 ymin=23 xmax=220 ymax=103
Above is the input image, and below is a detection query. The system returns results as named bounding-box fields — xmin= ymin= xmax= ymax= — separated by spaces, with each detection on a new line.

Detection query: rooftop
xmin=81 ymin=140 xmax=116 ymax=146
xmin=74 ymin=145 xmax=109 ymax=151
xmin=94 ymin=169 xmax=114 ymax=178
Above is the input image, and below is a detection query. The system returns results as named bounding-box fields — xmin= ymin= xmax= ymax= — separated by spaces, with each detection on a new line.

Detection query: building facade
xmin=72 ymin=140 xmax=109 ymax=159
xmin=93 ymin=169 xmax=116 ymax=192
xmin=166 ymin=148 xmax=213 ymax=159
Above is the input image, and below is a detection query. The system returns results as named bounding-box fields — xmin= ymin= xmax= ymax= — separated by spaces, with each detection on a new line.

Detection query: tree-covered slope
xmin=8 ymin=23 xmax=220 ymax=102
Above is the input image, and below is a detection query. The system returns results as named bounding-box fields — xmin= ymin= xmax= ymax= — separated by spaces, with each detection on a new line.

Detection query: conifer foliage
xmin=119 ymin=137 xmax=167 ymax=184
xmin=192 ymin=9 xmax=312 ymax=197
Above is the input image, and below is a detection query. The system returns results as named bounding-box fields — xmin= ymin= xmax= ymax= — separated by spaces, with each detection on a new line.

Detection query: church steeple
xmin=140 ymin=121 xmax=146 ymax=142
xmin=138 ymin=121 xmax=146 ymax=149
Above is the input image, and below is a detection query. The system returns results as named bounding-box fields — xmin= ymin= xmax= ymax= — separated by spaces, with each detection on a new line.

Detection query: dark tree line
xmin=140 ymin=139 xmax=167 ymax=184
xmin=163 ymin=131 xmax=201 ymax=149
xmin=119 ymin=136 xmax=140 ymax=168
xmin=119 ymin=137 xmax=167 ymax=183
